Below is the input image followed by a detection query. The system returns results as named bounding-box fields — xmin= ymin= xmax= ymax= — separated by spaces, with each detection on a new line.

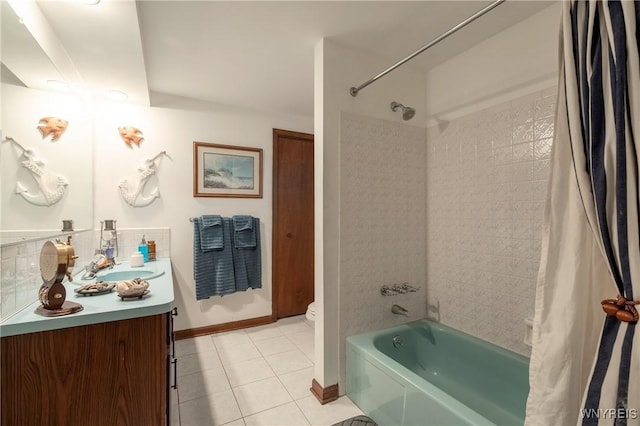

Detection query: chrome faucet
xmin=380 ymin=285 xmax=395 ymax=296
xmin=381 ymin=283 xmax=420 ymax=296
xmin=81 ymin=253 xmax=113 ymax=280
xmin=81 ymin=261 xmax=100 ymax=280
xmin=392 ymin=284 xmax=408 ymax=294
xmin=391 ymin=304 xmax=409 ymax=316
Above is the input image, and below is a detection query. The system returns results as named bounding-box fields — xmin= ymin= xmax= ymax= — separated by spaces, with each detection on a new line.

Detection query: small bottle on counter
xmin=147 ymin=240 xmax=156 ymax=261
xmin=138 ymin=235 xmax=149 ymax=262
xmin=130 ymin=251 xmax=144 ymax=267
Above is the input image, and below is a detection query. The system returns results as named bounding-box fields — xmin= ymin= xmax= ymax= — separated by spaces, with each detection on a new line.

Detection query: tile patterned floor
xmin=172 ymin=315 xmax=364 ymax=426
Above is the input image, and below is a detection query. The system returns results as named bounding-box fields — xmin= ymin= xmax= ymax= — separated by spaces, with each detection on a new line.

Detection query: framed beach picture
xmin=193 ymin=142 xmax=263 ymax=198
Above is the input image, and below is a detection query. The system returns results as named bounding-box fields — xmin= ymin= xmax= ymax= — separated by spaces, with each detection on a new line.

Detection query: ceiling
xmin=2 ymin=0 xmax=554 ymax=118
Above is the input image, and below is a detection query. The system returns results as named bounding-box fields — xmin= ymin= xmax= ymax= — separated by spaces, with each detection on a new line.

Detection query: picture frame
xmin=193 ymin=142 xmax=263 ymax=198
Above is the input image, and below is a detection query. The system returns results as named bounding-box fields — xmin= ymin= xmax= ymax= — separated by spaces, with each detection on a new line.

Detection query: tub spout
xmin=392 ymin=304 xmax=409 ymax=316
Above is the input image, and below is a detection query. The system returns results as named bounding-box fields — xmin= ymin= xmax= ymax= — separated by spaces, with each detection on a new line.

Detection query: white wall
xmin=93 ymin=97 xmax=312 ymax=331
xmin=314 ymin=39 xmax=427 ymax=391
xmin=1 ymin=84 xmax=93 ymax=232
xmin=425 ymin=3 xmax=561 ymax=123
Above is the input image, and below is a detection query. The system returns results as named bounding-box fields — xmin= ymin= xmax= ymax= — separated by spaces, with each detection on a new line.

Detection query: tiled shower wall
xmin=426 ymin=87 xmax=556 ymax=356
xmin=339 ymin=111 xmax=427 ymax=385
xmin=0 ymin=227 xmax=170 ymax=321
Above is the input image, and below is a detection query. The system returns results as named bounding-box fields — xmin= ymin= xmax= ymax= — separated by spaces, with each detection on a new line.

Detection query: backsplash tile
xmin=100 ymin=228 xmax=171 ymax=261
xmin=0 ymin=230 xmax=94 ymax=321
xmin=339 ymin=111 xmax=427 ymax=386
xmin=0 ymin=227 xmax=171 ymax=321
xmin=426 ymin=87 xmax=556 ymax=356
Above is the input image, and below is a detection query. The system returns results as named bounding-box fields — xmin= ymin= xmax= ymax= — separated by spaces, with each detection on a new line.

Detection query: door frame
xmin=272 ymin=128 xmax=314 ymax=320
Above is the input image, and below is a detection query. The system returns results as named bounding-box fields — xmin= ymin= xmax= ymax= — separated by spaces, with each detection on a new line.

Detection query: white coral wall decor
xmin=118 ymin=151 xmax=167 ymax=207
xmin=2 ymin=137 xmax=68 ymax=206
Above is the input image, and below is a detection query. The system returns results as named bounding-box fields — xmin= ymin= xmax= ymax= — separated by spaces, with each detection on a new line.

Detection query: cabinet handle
xmin=171 ymin=359 xmax=178 ymax=390
xmin=170 ymin=307 xmax=177 ymax=358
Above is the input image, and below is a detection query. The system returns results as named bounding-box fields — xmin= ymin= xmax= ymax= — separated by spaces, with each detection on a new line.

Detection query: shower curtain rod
xmin=349 ymin=0 xmax=506 ymax=97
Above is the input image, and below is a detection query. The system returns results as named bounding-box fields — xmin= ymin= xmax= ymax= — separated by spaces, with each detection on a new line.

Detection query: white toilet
xmin=305 ymin=301 xmax=316 ymax=322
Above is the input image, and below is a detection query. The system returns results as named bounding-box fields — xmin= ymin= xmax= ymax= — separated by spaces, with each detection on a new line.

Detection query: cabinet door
xmin=1 ymin=314 xmax=168 ymax=426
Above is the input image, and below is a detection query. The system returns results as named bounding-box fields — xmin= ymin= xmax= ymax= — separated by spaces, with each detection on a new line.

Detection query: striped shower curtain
xmin=527 ymin=1 xmax=640 ymax=425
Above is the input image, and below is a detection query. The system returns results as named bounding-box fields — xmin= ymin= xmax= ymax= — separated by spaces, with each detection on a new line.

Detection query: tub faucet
xmin=392 ymin=304 xmax=409 ymax=316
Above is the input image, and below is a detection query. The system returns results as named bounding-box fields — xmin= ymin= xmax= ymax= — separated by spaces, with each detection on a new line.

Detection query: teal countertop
xmin=1 ymin=258 xmax=175 ymax=338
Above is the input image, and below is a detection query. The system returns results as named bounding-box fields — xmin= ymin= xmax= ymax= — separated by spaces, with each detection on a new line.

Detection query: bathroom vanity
xmin=0 ymin=258 xmax=176 ymax=426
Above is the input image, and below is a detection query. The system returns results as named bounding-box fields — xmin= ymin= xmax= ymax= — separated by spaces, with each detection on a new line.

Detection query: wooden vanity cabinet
xmin=1 ymin=313 xmax=172 ymax=426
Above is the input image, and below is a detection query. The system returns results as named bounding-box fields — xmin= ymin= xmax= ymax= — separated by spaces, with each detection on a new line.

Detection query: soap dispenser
xmin=138 ymin=235 xmax=149 ymax=262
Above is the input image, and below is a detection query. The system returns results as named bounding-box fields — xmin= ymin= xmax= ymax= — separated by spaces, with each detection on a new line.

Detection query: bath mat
xmin=331 ymin=415 xmax=378 ymax=426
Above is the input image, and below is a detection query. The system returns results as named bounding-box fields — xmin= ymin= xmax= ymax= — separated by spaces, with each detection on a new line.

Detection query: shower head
xmin=390 ymin=101 xmax=416 ymax=121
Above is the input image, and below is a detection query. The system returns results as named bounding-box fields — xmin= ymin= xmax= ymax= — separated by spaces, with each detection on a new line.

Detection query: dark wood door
xmin=273 ymin=129 xmax=314 ymax=318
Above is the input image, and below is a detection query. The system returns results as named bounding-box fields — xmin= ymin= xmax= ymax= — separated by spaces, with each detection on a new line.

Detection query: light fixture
xmin=46 ymin=80 xmax=70 ymax=91
xmin=107 ymin=90 xmax=128 ymax=101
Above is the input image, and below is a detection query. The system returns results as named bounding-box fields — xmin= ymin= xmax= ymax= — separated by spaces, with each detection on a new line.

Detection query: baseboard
xmin=310 ymin=378 xmax=339 ymax=405
xmin=175 ymin=315 xmax=274 ymax=340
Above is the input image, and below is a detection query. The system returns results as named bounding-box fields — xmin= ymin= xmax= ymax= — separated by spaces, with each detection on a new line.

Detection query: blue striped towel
xmin=199 ymin=215 xmax=223 ymax=251
xmin=232 ymin=216 xmax=262 ymax=291
xmin=232 ymin=215 xmax=256 ymax=248
xmin=193 ymin=217 xmax=236 ymax=299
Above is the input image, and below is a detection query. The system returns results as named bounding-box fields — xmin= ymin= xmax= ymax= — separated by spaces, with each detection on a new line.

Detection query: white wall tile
xmin=339 ymin=112 xmax=427 ymax=387
xmin=426 ymin=87 xmax=556 ymax=356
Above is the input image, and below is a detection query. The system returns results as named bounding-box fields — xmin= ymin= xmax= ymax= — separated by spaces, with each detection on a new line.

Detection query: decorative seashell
xmin=116 ymin=281 xmax=129 ymax=293
xmin=115 ymin=278 xmax=149 ymax=297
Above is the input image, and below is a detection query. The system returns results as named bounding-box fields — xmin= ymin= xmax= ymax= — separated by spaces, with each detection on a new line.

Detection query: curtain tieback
xmin=601 ymin=295 xmax=640 ymax=323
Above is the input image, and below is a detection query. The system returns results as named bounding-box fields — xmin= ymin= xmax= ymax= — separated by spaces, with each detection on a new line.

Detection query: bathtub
xmin=346 ymin=319 xmax=529 ymax=425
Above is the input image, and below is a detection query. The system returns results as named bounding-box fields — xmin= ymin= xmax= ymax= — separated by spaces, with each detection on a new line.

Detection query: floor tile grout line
xmin=226 ymin=352 xmax=279 ymax=389
xmin=264 ymin=349 xmax=314 ymax=376
xmin=270 ymin=333 xmax=314 ymax=426
xmin=231 ymin=375 xmax=291 ymax=419
xmin=253 ymin=333 xmax=296 ymax=358
xmin=171 ymin=388 xmax=181 ymax=426
xmin=221 ymin=328 xmax=291 ymax=422
xmin=177 ymin=334 xmax=244 ymax=424
xmin=209 ymin=333 xmax=245 ymax=425
xmin=237 ymin=316 xmax=310 ymax=423
xmin=286 ymin=337 xmax=315 ymax=365
xmin=176 ymin=344 xmax=231 ymax=404
xmin=292 ymin=397 xmax=314 ymax=426
xmin=240 ymin=400 xmax=304 ymax=424
xmin=176 ymin=316 xmax=315 ymax=425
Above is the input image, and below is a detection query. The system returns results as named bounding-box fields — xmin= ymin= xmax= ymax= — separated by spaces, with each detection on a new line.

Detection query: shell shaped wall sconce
xmin=2 ymin=137 xmax=68 ymax=206
xmin=38 ymin=117 xmax=69 ymax=141
xmin=118 ymin=126 xmax=144 ymax=148
xmin=118 ymin=151 xmax=168 ymax=208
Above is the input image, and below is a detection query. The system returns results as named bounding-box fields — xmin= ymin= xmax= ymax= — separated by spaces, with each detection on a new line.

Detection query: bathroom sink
xmin=96 ymin=269 xmax=164 ymax=281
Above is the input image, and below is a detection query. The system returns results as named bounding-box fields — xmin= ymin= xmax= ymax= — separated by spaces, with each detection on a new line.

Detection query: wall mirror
xmin=1 ymin=2 xmax=94 ymax=246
